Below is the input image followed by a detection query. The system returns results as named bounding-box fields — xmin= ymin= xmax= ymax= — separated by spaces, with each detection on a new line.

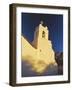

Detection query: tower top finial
xmin=40 ymin=21 xmax=43 ymax=25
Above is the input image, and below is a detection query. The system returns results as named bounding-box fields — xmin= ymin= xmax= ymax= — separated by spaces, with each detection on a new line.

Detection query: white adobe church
xmin=22 ymin=21 xmax=57 ymax=74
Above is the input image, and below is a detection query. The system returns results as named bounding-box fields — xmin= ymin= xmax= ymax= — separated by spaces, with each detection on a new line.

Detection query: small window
xmin=42 ymin=31 xmax=45 ymax=38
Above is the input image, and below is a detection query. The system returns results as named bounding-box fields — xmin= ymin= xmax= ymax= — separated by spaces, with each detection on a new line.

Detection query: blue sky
xmin=21 ymin=13 xmax=63 ymax=52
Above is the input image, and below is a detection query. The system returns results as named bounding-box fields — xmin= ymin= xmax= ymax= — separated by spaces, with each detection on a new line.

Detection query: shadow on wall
xmin=21 ymin=60 xmax=58 ymax=77
xmin=21 ymin=52 xmax=63 ymax=77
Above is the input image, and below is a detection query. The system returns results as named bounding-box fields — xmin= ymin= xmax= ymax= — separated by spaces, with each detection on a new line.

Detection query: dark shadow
xmin=21 ymin=60 xmax=59 ymax=77
xmin=21 ymin=52 xmax=63 ymax=77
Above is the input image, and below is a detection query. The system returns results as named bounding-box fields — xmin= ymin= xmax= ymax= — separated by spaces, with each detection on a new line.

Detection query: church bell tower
xmin=32 ymin=21 xmax=49 ymax=49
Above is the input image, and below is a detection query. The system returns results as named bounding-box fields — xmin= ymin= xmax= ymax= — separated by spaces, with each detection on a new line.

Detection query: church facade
xmin=22 ymin=22 xmax=57 ymax=74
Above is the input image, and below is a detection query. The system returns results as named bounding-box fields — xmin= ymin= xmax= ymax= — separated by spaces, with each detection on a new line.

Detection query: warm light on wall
xmin=21 ymin=22 xmax=57 ymax=74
